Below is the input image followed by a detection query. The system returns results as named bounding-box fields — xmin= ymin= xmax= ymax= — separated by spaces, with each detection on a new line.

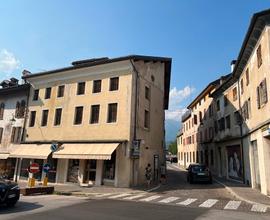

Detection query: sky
xmin=0 ymin=1 xmax=269 ymax=141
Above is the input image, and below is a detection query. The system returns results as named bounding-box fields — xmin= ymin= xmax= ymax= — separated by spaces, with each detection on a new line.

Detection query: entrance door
xmin=84 ymin=160 xmax=97 ymax=185
xmin=251 ymin=140 xmax=261 ymax=190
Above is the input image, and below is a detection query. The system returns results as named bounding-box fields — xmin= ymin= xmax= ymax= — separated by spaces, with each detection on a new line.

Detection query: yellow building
xmin=10 ymin=55 xmax=171 ymax=187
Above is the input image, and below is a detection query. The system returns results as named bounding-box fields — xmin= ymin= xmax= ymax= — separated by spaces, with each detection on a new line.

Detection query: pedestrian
xmin=145 ymin=163 xmax=152 ymax=188
xmin=160 ymin=163 xmax=166 ymax=184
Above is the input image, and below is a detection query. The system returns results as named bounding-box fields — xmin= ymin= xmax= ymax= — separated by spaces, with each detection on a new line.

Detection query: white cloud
xmin=165 ymin=86 xmax=195 ymax=122
xmin=0 ymin=49 xmax=20 ymax=75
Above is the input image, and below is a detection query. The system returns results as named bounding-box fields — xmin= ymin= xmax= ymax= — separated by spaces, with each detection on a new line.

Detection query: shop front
xmin=0 ymin=153 xmax=16 ymax=180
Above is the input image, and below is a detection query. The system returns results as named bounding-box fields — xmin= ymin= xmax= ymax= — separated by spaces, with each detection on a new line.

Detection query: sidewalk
xmin=18 ymin=180 xmax=159 ymax=196
xmin=214 ymin=176 xmax=270 ymax=207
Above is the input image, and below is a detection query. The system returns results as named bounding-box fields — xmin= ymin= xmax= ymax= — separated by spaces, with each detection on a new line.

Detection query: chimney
xmin=22 ymin=69 xmax=31 ymax=77
xmin=231 ymin=60 xmax=236 ymax=72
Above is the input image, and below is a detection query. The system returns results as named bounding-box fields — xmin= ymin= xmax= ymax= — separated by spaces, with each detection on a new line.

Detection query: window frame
xmin=109 ymin=77 xmax=119 ymax=91
xmin=74 ymin=106 xmax=84 ymax=125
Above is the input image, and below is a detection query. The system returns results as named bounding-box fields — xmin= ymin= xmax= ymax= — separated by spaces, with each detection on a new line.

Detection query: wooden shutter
xmin=262 ymin=78 xmax=268 ymax=104
xmin=256 ymin=86 xmax=261 ymax=109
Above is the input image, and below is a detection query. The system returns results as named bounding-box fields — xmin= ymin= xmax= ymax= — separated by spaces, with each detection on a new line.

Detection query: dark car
xmin=0 ymin=177 xmax=20 ymax=207
xmin=186 ymin=164 xmax=212 ymax=184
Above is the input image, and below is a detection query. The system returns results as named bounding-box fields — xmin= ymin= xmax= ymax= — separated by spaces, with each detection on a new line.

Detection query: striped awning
xmin=9 ymin=144 xmax=51 ymax=159
xmin=52 ymin=143 xmax=119 ymax=160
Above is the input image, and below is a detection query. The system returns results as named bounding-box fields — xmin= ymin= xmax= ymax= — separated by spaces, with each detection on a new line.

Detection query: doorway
xmin=251 ymin=140 xmax=261 ymax=190
xmin=84 ymin=160 xmax=97 ymax=185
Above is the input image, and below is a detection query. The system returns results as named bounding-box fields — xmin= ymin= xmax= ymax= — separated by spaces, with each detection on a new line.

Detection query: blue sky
xmin=0 ymin=1 xmax=269 ymax=139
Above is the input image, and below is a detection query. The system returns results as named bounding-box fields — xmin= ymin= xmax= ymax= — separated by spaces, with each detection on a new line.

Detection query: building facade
xmin=0 ymin=78 xmax=29 ymax=180
xmin=10 ymin=55 xmax=171 ymax=187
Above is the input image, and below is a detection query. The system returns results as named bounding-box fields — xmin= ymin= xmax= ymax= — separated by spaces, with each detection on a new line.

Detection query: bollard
xmin=28 ymin=177 xmax=35 ymax=187
xmin=43 ymin=176 xmax=48 ymax=186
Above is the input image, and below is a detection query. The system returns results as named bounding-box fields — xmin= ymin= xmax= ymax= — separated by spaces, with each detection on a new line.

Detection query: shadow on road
xmin=0 ymin=201 xmax=43 ymax=214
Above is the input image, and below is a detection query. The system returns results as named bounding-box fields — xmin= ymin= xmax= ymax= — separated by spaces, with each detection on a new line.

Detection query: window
xmin=41 ymin=110 xmax=49 ymax=126
xmin=45 ymin=87 xmax=51 ymax=99
xmin=199 ymin=111 xmax=202 ymax=122
xmin=209 ymin=104 xmax=213 ymax=117
xmin=77 ymin=82 xmax=85 ymax=95
xmin=15 ymin=100 xmax=26 ymax=118
xmin=33 ymin=89 xmax=39 ymax=101
xmin=257 ymin=78 xmax=268 ymax=109
xmin=200 ymin=151 xmax=204 ymax=163
xmin=0 ymin=128 xmax=3 ymax=143
xmin=224 ymin=95 xmax=228 ymax=107
xmin=29 ymin=111 xmax=36 ymax=127
xmin=233 ymin=87 xmax=238 ymax=101
xmin=214 ymin=121 xmax=218 ymax=134
xmin=144 ymin=110 xmax=150 ymax=129
xmin=10 ymin=127 xmax=22 ymax=144
xmin=225 ymin=115 xmax=231 ymax=129
xmin=204 ymin=129 xmax=208 ymax=142
xmin=57 ymin=85 xmax=65 ymax=97
xmin=204 ymin=109 xmax=207 ymax=120
xmin=218 ymin=117 xmax=225 ymax=131
xmin=54 ymin=108 xmax=62 ymax=126
xmin=92 ymin=80 xmax=102 ymax=93
xmin=216 ymin=100 xmax=220 ymax=111
xmin=90 ymin=105 xmax=100 ymax=124
xmin=257 ymin=44 xmax=262 ymax=68
xmin=193 ymin=152 xmax=195 ymax=162
xmin=234 ymin=111 xmax=242 ymax=125
xmin=74 ymin=106 xmax=83 ymax=125
xmin=107 ymin=103 xmax=118 ymax=123
xmin=0 ymin=103 xmax=4 ymax=120
xmin=246 ymin=68 xmax=249 ymax=86
xmin=240 ymin=79 xmax=244 ymax=94
xmin=209 ymin=127 xmax=213 ymax=140
xmin=242 ymin=99 xmax=251 ymax=121
xmin=109 ymin=77 xmax=119 ymax=91
xmin=196 ymin=151 xmax=199 ymax=163
xmin=194 ymin=114 xmax=197 ymax=125
xmin=145 ymin=86 xmax=150 ymax=100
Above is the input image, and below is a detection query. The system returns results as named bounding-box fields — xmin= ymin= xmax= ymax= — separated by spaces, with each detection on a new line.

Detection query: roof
xmin=0 ymin=83 xmax=30 ymax=95
xmin=210 ymin=74 xmax=236 ymax=98
xmin=22 ymin=54 xmax=172 ymax=109
xmin=186 ymin=74 xmax=231 ymax=109
xmin=232 ymin=9 xmax=270 ymax=78
xmin=181 ymin=109 xmax=191 ymax=122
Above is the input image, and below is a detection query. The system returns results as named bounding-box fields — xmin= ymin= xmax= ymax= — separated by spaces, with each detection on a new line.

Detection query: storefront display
xmin=103 ymin=151 xmax=116 ymax=180
xmin=67 ymin=159 xmax=79 ymax=183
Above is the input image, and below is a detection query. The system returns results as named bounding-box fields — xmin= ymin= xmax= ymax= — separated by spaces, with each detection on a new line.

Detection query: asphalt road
xmin=1 ymin=196 xmax=269 ymax=220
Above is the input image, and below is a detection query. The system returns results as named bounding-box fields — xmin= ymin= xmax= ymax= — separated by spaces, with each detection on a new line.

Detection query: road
xmin=0 ymin=163 xmax=269 ymax=219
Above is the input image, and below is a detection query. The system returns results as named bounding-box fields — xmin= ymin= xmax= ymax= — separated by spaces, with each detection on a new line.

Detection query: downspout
xmin=130 ymin=60 xmax=139 ymax=186
xmin=236 ymin=77 xmax=246 ymax=184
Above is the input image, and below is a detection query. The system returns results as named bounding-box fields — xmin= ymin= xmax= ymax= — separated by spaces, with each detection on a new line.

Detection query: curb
xmin=214 ymin=178 xmax=270 ymax=208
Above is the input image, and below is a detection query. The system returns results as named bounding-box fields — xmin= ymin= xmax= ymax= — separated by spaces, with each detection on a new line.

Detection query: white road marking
xmin=158 ymin=197 xmax=179 ymax=203
xmin=123 ymin=194 xmax=146 ymax=200
xmin=108 ymin=193 xmax=132 ymax=199
xmin=199 ymin=199 xmax=219 ymax=208
xmin=95 ymin=193 xmax=114 ymax=198
xmin=139 ymin=195 xmax=162 ymax=202
xmin=224 ymin=201 xmax=241 ymax=210
xmin=251 ymin=204 xmax=268 ymax=213
xmin=177 ymin=198 xmax=197 ymax=206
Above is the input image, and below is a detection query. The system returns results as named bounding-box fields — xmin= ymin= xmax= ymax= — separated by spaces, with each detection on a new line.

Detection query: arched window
xmin=0 ymin=103 xmax=5 ymax=120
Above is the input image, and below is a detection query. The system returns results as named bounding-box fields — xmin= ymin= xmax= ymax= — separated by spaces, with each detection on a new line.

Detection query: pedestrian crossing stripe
xmin=108 ymin=193 xmax=132 ymax=199
xmin=95 ymin=193 xmax=114 ymax=198
xmin=224 ymin=201 xmax=241 ymax=210
xmin=158 ymin=197 xmax=179 ymax=203
xmin=123 ymin=194 xmax=146 ymax=200
xmin=177 ymin=198 xmax=197 ymax=206
xmin=199 ymin=199 xmax=218 ymax=208
xmin=251 ymin=204 xmax=268 ymax=213
xmin=139 ymin=195 xmax=162 ymax=202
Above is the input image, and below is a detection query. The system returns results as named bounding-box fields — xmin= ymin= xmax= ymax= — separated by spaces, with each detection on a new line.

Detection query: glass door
xmin=84 ymin=160 xmax=97 ymax=184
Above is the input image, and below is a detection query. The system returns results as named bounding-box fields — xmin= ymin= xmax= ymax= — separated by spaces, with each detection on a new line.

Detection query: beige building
xmin=10 ymin=55 xmax=171 ymax=187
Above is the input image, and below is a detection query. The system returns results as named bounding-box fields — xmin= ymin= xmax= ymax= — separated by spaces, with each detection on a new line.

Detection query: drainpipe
xmin=130 ymin=60 xmax=139 ymax=186
xmin=236 ymin=77 xmax=246 ymax=184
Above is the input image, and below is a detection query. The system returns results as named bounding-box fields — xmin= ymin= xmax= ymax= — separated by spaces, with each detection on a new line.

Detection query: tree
xmin=168 ymin=139 xmax=177 ymax=155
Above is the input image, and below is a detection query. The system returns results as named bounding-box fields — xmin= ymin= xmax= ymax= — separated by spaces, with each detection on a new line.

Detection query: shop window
xmin=90 ymin=105 xmax=100 ymax=124
xmin=107 ymin=103 xmax=118 ymax=123
xmin=33 ymin=89 xmax=39 ymax=101
xmin=54 ymin=108 xmax=62 ymax=126
xmin=0 ymin=103 xmax=5 ymax=120
xmin=103 ymin=151 xmax=116 ymax=180
xmin=45 ymin=87 xmax=51 ymax=99
xmin=109 ymin=77 xmax=119 ymax=91
xmin=29 ymin=111 xmax=36 ymax=127
xmin=47 ymin=155 xmax=58 ymax=183
xmin=57 ymin=85 xmax=65 ymax=97
xmin=77 ymin=82 xmax=85 ymax=95
xmin=67 ymin=159 xmax=79 ymax=183
xmin=20 ymin=159 xmax=31 ymax=180
xmin=93 ymin=80 xmax=102 ymax=93
xmin=74 ymin=106 xmax=83 ymax=125
xmin=41 ymin=110 xmax=49 ymax=126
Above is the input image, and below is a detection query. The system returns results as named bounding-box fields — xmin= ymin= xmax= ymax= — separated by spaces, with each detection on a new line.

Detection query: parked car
xmin=186 ymin=164 xmax=212 ymax=184
xmin=0 ymin=177 xmax=20 ymax=207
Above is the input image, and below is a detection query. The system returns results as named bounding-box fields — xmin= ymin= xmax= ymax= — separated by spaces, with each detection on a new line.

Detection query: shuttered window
xmin=10 ymin=127 xmax=22 ymax=143
xmin=0 ymin=128 xmax=3 ymax=143
xmin=257 ymin=78 xmax=268 ymax=109
xmin=257 ymin=44 xmax=262 ymax=68
xmin=0 ymin=103 xmax=5 ymax=120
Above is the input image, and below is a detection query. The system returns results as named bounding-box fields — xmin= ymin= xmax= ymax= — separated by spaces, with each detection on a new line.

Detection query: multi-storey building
xmin=178 ymin=9 xmax=270 ymax=196
xmin=0 ymin=78 xmax=29 ymax=180
xmin=9 ymin=55 xmax=171 ymax=187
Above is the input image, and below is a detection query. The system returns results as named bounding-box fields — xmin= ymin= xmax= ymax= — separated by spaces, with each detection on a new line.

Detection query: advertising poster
xmin=227 ymin=145 xmax=243 ymax=181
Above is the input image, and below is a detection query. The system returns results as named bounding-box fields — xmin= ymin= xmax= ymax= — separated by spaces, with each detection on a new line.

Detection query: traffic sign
xmin=28 ymin=163 xmax=40 ymax=174
xmin=51 ymin=143 xmax=58 ymax=152
xmin=43 ymin=164 xmax=50 ymax=173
